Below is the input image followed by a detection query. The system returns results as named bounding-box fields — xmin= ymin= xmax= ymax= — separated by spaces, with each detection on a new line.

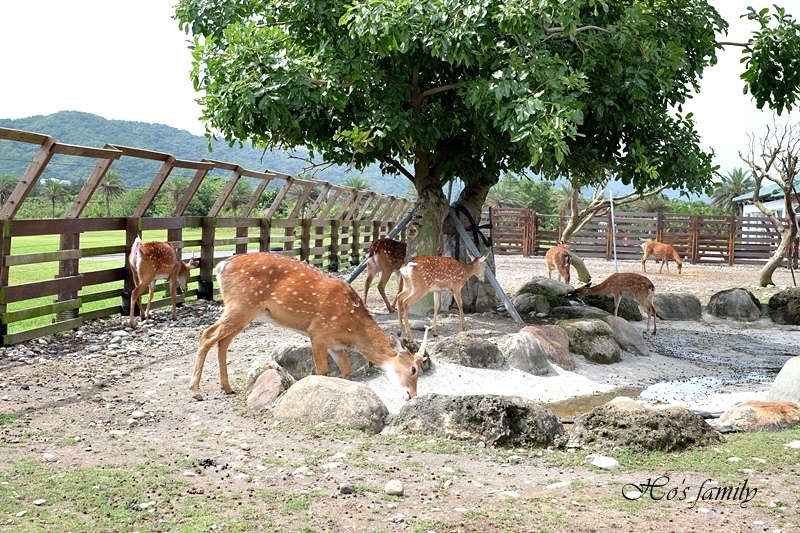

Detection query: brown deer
xmin=545 ymin=241 xmax=572 ymax=284
xmin=128 ymin=236 xmax=198 ymax=327
xmin=568 ymin=273 xmax=657 ymax=335
xmin=640 ymin=241 xmax=683 ymax=274
xmin=396 ymin=253 xmax=488 ymax=338
xmin=189 ymin=253 xmax=424 ymax=401
xmin=362 ymin=238 xmax=407 ymax=312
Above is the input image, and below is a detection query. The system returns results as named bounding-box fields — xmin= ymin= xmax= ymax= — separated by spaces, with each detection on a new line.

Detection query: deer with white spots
xmin=640 ymin=241 xmax=684 ymax=274
xmin=362 ymin=238 xmax=407 ymax=312
xmin=190 ymin=253 xmax=424 ymax=401
xmin=128 ymin=236 xmax=198 ymax=327
xmin=396 ymin=253 xmax=488 ymax=338
xmin=567 ymin=272 xmax=658 ymax=335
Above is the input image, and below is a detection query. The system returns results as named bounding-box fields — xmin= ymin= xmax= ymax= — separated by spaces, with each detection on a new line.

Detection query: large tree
xmin=739 ymin=120 xmax=800 ymax=287
xmin=711 ymin=168 xmax=753 ymax=214
xmin=175 ymin=0 xmax=731 ymax=257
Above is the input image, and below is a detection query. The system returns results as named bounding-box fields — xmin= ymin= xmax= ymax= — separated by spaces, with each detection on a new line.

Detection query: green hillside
xmin=0 ymin=111 xmax=410 ymax=196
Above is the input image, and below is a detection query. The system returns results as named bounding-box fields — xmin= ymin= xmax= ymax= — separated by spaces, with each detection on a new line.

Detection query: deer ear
xmin=388 ymin=333 xmax=404 ymax=354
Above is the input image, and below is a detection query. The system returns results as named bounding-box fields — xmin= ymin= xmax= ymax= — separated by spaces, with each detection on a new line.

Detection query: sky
xmin=1 ymin=0 xmax=798 ymax=180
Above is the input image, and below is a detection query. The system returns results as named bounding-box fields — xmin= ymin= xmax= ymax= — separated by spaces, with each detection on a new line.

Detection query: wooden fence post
xmin=690 ymin=215 xmax=700 ymax=264
xmin=351 ymin=221 xmax=361 ymax=267
xmin=656 ymin=212 xmax=664 ymax=242
xmin=329 ymin=219 xmax=340 ymax=272
xmin=0 ymin=220 xmax=11 ymax=344
xmin=531 ymin=211 xmax=539 ymax=256
xmin=56 ymin=232 xmax=81 ymax=325
xmin=300 ymin=218 xmax=311 ymax=262
xmin=197 ymin=216 xmax=216 ymax=301
xmin=259 ymin=218 xmax=272 ymax=253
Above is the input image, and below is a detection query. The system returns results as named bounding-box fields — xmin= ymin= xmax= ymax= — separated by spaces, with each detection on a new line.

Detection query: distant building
xmin=732 ymin=178 xmax=800 ymax=221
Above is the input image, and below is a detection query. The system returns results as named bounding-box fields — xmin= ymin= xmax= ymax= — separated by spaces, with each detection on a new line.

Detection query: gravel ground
xmin=0 ymin=254 xmax=798 ymax=532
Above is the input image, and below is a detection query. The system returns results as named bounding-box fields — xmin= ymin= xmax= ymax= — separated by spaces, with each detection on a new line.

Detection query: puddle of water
xmin=637 ymin=376 xmax=724 ymax=406
xmin=541 ymin=386 xmax=643 ymax=420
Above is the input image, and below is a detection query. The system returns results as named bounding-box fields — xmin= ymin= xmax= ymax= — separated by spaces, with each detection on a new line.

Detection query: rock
xmin=556 ymin=319 xmax=621 ymax=364
xmin=512 ymin=293 xmax=554 ymax=315
xmin=767 ymin=288 xmax=800 ymax=325
xmin=42 ymin=453 xmax=57 ymax=463
xmin=707 ymin=288 xmax=763 ymax=321
xmin=388 ymin=394 xmax=565 ymax=448
xmin=517 ymin=277 xmax=573 ymax=297
xmin=549 ymin=305 xmax=610 ymax=320
xmin=246 ymin=368 xmax=295 ymax=410
xmin=601 ymin=316 xmax=649 ymax=356
xmin=767 ymin=356 xmax=800 ymax=404
xmin=245 ymin=359 xmax=296 ymax=392
xmin=384 ymin=479 xmax=404 ymax=496
xmin=502 ymin=331 xmax=551 ymax=376
xmin=719 ymin=400 xmax=800 ymax=432
xmin=272 ymin=376 xmax=388 ymax=433
xmin=605 ymin=396 xmax=647 ymax=411
xmin=586 ymin=453 xmax=619 ymax=470
xmin=520 ymin=325 xmax=574 ymax=370
xmin=339 ymin=483 xmax=355 ymax=494
xmin=653 ymin=293 xmax=702 ymax=320
xmin=268 ymin=343 xmax=373 ymax=381
xmin=578 ymin=295 xmax=643 ymax=321
xmin=434 ymin=332 xmax=504 ymax=369
xmin=568 ymin=401 xmax=725 ymax=452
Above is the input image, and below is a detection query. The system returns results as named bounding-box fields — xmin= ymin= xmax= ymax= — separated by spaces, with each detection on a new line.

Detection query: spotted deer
xmin=128 ymin=236 xmax=198 ymax=327
xmin=189 ymin=253 xmax=424 ymax=401
xmin=640 ymin=241 xmax=684 ymax=274
xmin=545 ymin=241 xmax=572 ymax=284
xmin=396 ymin=253 xmax=488 ymax=338
xmin=568 ymin=272 xmax=657 ymax=335
xmin=362 ymin=238 xmax=407 ymax=312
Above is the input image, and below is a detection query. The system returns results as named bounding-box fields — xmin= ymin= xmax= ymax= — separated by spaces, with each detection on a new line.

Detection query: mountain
xmin=0 ymin=111 xmax=410 ymax=196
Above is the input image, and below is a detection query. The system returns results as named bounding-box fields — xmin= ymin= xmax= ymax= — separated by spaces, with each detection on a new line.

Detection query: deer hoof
xmin=192 ymin=393 xmax=204 ymax=401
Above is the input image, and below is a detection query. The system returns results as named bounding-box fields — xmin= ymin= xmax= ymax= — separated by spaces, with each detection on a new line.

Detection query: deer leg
xmin=452 ymin=289 xmax=467 ymax=331
xmin=215 ymin=331 xmax=241 ymax=394
xmin=169 ymin=275 xmax=179 ymax=320
xmin=613 ymin=294 xmax=621 ymax=317
xmin=641 ymin=254 xmax=648 ymax=273
xmin=363 ymin=266 xmax=375 ymax=306
xmin=431 ymin=291 xmax=441 ymax=336
xmin=389 ymin=272 xmax=403 ymax=312
xmin=129 ymin=281 xmax=149 ymax=327
xmin=328 ymin=348 xmax=352 ymax=380
xmin=190 ymin=310 xmax=253 ymax=398
xmin=377 ymin=271 xmax=394 ymax=312
xmin=144 ymin=281 xmax=156 ymax=319
xmin=310 ymin=340 xmax=331 ymax=376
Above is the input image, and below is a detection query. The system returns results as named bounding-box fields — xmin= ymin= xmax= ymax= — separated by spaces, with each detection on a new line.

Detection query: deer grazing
xmin=640 ymin=241 xmax=683 ymax=274
xmin=396 ymin=253 xmax=488 ymax=338
xmin=128 ymin=236 xmax=198 ymax=327
xmin=545 ymin=241 xmax=572 ymax=284
xmin=362 ymin=238 xmax=407 ymax=312
xmin=568 ymin=272 xmax=657 ymax=335
xmin=190 ymin=253 xmax=424 ymax=401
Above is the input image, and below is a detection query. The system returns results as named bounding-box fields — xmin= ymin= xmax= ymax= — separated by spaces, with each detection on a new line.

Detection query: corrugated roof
xmin=732 ymin=177 xmax=800 ymax=203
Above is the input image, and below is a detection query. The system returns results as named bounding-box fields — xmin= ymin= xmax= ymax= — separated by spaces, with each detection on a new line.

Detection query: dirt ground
xmin=0 ymin=254 xmax=799 ymax=532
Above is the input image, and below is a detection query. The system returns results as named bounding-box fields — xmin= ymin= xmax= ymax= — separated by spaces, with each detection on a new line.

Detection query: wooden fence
xmin=489 ymin=208 xmax=783 ymax=265
xmin=0 ymin=127 xmax=412 ymax=346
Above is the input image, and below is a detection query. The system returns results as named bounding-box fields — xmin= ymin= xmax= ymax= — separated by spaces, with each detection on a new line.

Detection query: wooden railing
xmin=489 ymin=208 xmax=783 ymax=265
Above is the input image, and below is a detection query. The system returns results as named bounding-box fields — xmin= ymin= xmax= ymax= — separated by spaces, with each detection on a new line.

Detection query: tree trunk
xmin=758 ymin=230 xmax=793 ymax=286
xmin=566 ymin=252 xmax=592 ymax=284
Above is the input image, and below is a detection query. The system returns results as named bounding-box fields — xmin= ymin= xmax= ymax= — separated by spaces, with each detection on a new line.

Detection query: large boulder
xmin=550 ymin=305 xmax=609 ymax=320
xmin=244 ymin=360 xmax=296 ymax=410
xmin=434 ymin=332 xmax=504 ymax=369
xmin=520 ymin=325 xmax=574 ymax=370
xmin=707 ymin=288 xmax=763 ymax=321
xmin=513 ymin=279 xmax=571 ymax=314
xmin=719 ymin=400 xmax=800 ymax=432
xmin=517 ymin=276 xmax=573 ymax=297
xmin=579 ymin=295 xmax=643 ymax=321
xmin=767 ymin=288 xmax=800 ymax=325
xmin=557 ymin=319 xmax=621 ymax=364
xmin=502 ymin=331 xmax=552 ymax=376
xmin=653 ymin=293 xmax=702 ymax=320
xmin=767 ymin=356 xmax=800 ymax=404
xmin=272 ymin=376 xmax=388 ymax=433
xmin=601 ymin=316 xmax=649 ymax=356
xmin=269 ymin=343 xmax=374 ymax=381
xmin=388 ymin=394 xmax=565 ymax=447
xmin=568 ymin=400 xmax=725 ymax=452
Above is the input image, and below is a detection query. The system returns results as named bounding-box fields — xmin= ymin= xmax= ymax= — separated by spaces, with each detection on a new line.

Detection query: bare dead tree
xmin=739 ymin=118 xmax=800 ymax=287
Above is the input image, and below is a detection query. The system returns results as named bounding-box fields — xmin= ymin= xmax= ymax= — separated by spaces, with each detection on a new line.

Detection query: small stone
xmin=32 ymin=499 xmax=46 ymax=506
xmin=339 ymin=483 xmax=355 ymax=494
xmin=385 ymin=479 xmax=404 ymax=496
xmin=130 ymin=411 xmax=147 ymax=419
xmin=784 ymin=440 xmax=800 ymax=449
xmin=42 ymin=453 xmax=57 ymax=463
xmin=546 ymin=481 xmax=570 ymax=490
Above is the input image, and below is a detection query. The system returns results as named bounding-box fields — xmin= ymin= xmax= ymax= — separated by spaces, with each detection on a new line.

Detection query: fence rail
xmin=489 ymin=208 xmax=785 ymax=265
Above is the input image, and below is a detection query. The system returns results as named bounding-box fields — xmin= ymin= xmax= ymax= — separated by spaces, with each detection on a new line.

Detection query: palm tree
xmin=711 ymin=168 xmax=754 ymax=215
xmin=226 ymin=181 xmax=254 ymax=217
xmin=97 ymin=172 xmax=127 ymax=217
xmin=41 ymin=179 xmax=70 ymax=218
xmin=343 ymin=175 xmax=371 ymax=190
xmin=0 ymin=175 xmax=17 ymax=206
xmin=163 ymin=177 xmax=190 ymax=214
xmin=485 ymin=175 xmax=524 ymax=207
xmin=631 ymin=194 xmax=672 ymax=213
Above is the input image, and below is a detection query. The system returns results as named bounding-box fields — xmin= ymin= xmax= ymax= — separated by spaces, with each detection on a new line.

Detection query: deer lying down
xmin=567 ymin=272 xmax=657 ymax=335
xmin=641 ymin=241 xmax=683 ymax=274
xmin=128 ymin=236 xmax=198 ymax=327
xmin=190 ymin=253 xmax=424 ymax=401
